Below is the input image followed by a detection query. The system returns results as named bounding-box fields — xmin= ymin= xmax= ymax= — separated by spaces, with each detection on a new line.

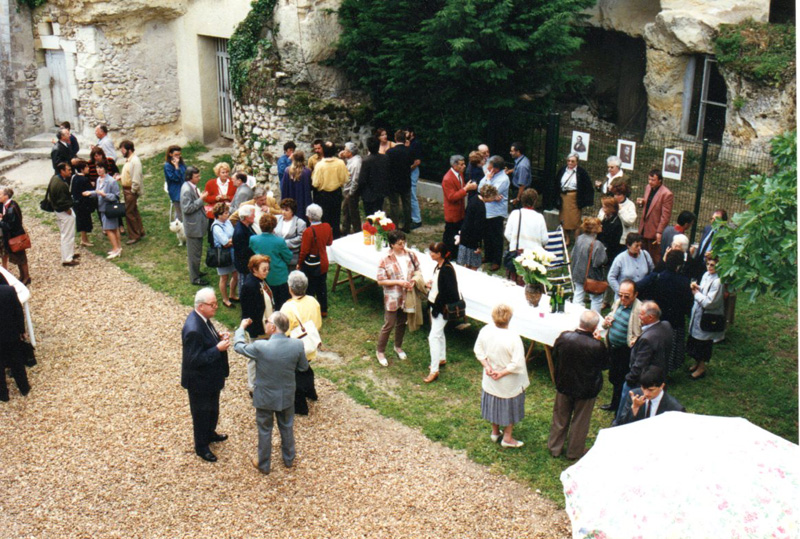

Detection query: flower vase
xmin=375 ymin=235 xmax=384 ymax=251
xmin=524 ymin=283 xmax=545 ymax=308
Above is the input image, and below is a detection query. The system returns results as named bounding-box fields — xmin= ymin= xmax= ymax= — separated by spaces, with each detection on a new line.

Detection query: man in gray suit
xmin=234 ymin=311 xmax=308 ymax=474
xmin=180 ymin=166 xmax=210 ymax=286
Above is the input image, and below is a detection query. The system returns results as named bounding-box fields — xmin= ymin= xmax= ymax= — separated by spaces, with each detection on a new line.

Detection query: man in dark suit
xmin=614 ymin=301 xmax=673 ymax=422
xmin=234 ymin=312 xmax=308 ymax=475
xmin=181 ymin=288 xmax=230 ymax=462
xmin=180 ymin=166 xmax=210 ymax=286
xmin=232 ymin=204 xmax=256 ymax=296
xmin=548 ymin=311 xmax=607 ymax=460
xmin=357 ymin=137 xmax=390 ymax=216
xmin=617 ymin=366 xmax=685 ymax=425
xmin=0 ymin=285 xmax=30 ymax=401
xmin=687 ymin=209 xmax=727 ymax=281
xmin=50 ymin=127 xmax=74 ymax=172
xmin=385 ymin=130 xmax=413 ymax=232
xmin=636 ymin=169 xmax=674 ymax=265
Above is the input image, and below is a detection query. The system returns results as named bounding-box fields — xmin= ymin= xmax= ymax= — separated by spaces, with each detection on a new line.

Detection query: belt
xmin=561 ymin=189 xmax=576 ymax=194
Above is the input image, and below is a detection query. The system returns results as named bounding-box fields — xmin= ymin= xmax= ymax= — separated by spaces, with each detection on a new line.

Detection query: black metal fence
xmin=488 ymin=112 xmax=774 ymax=244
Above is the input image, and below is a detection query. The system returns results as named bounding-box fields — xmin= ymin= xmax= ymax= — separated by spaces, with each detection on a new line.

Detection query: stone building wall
xmin=0 ymin=1 xmax=44 ymax=148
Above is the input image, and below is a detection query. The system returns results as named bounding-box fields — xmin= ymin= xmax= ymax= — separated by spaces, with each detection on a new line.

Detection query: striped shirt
xmin=608 ymin=304 xmax=633 ymax=348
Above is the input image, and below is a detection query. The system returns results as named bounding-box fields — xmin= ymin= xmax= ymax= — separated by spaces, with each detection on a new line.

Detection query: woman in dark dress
xmin=423 ymin=242 xmax=460 ymax=383
xmin=240 ymin=254 xmax=274 ymax=394
xmin=465 ymin=150 xmax=486 ymax=201
xmin=457 ymin=183 xmax=498 ymax=270
xmin=71 ymin=160 xmax=95 ymax=247
xmin=0 ymin=187 xmax=30 ymax=285
xmin=280 ymin=151 xmax=313 ymax=223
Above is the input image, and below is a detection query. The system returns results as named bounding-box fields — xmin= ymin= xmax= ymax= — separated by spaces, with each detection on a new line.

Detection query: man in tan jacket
xmin=118 ymin=140 xmax=146 ymax=244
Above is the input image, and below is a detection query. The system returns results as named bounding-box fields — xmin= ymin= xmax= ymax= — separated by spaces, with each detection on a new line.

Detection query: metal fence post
xmin=690 ymin=138 xmax=710 ymax=244
xmin=543 ymin=112 xmax=560 ymax=210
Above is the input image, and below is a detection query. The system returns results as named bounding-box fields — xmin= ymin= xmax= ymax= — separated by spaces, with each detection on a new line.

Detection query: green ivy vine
xmin=16 ymin=0 xmax=48 ymax=9
xmin=228 ymin=0 xmax=278 ymax=100
xmin=714 ymin=20 xmax=795 ymax=86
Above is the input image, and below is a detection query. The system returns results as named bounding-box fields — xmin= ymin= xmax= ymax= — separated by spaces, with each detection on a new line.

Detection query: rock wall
xmin=0 ymin=1 xmax=44 ymax=148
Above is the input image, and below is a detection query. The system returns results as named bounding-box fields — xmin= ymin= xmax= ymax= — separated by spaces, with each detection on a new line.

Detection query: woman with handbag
xmin=240 ymin=254 xmax=274 ymax=394
xmin=298 ymin=204 xmax=332 ymax=317
xmin=474 ymin=303 xmax=529 ymax=448
xmin=376 ymin=229 xmax=420 ymax=367
xmin=211 ymin=203 xmax=237 ymax=308
xmin=86 ymin=162 xmax=123 ymax=259
xmin=687 ymin=257 xmax=724 ymax=380
xmin=503 ymin=188 xmax=548 ymax=282
xmin=423 ymin=242 xmax=460 ymax=383
xmin=281 ymin=270 xmax=321 ymax=415
xmin=0 ymin=187 xmax=31 ymax=285
xmin=570 ymin=217 xmax=608 ymax=313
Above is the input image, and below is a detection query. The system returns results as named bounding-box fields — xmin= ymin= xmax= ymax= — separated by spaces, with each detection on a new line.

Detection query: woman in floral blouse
xmin=375 ymin=230 xmax=419 ymax=367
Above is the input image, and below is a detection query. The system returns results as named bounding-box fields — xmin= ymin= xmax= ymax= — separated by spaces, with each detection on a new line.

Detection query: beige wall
xmin=172 ymin=0 xmax=252 ymax=143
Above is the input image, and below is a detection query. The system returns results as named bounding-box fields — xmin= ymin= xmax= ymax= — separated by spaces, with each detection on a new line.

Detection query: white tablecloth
xmin=328 ymin=233 xmax=584 ymax=347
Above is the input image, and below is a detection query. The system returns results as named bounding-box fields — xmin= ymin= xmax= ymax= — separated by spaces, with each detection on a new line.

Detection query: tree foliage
xmin=714 ymin=131 xmax=797 ymax=304
xmin=335 ymin=0 xmax=593 ymax=166
xmin=714 ymin=20 xmax=796 ymax=87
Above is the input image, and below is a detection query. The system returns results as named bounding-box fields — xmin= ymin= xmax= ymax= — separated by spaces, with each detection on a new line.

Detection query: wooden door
xmin=45 ymin=50 xmax=77 ymax=127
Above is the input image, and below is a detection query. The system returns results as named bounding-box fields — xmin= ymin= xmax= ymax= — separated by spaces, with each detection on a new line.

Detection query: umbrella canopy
xmin=561 ymin=412 xmax=800 ymax=539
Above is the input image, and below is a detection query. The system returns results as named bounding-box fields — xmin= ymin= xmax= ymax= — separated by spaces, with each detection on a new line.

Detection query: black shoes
xmin=599 ymin=404 xmax=615 ymax=411
xmin=410 ymin=221 xmax=423 ymax=230
xmin=210 ymin=433 xmax=228 ymax=443
xmin=191 ymin=278 xmax=210 ymax=286
xmin=197 ymin=449 xmax=217 ymax=462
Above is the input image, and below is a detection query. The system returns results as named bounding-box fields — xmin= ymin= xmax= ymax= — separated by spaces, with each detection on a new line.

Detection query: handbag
xmin=8 ymin=232 xmax=31 ymax=252
xmin=700 ymin=312 xmax=726 ymax=332
xmin=583 ymin=238 xmax=609 ymax=295
xmin=503 ymin=210 xmax=523 ymax=273
xmin=205 ymin=223 xmax=233 ymax=268
xmin=21 ymin=340 xmax=36 ymax=368
xmin=105 ymin=200 xmax=126 ymax=219
xmin=287 ymin=301 xmax=322 ymax=356
xmin=443 ymin=293 xmax=466 ymax=321
xmin=301 ymin=226 xmax=322 ymax=277
xmin=39 ymin=182 xmax=54 ymax=212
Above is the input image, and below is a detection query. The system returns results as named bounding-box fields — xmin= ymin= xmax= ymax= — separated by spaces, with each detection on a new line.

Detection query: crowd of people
xmin=1 ymin=123 xmax=730 ymax=474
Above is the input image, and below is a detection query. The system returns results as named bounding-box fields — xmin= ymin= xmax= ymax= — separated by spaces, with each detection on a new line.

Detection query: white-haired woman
xmin=474 ymin=304 xmax=529 ymax=448
xmin=281 ymin=270 xmax=321 ymax=414
xmin=596 ymin=155 xmax=626 ymax=194
xmin=298 ymin=203 xmax=333 ymax=317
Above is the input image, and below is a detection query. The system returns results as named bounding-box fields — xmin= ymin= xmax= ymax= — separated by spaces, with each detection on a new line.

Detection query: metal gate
xmin=215 ymin=39 xmax=234 ymax=139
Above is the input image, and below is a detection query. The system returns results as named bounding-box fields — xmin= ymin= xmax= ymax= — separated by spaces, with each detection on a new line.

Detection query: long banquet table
xmin=328 ymin=233 xmax=587 ymax=382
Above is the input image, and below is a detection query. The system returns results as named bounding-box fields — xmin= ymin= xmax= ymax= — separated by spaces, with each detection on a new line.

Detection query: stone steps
xmin=14 ymin=147 xmax=90 ymax=160
xmin=20 ymin=132 xmax=91 ymax=150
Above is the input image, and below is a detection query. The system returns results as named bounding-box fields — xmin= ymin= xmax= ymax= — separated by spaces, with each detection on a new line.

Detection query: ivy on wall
xmin=16 ymin=0 xmax=48 ymax=9
xmin=714 ymin=20 xmax=796 ymax=87
xmin=228 ymin=0 xmax=278 ymax=100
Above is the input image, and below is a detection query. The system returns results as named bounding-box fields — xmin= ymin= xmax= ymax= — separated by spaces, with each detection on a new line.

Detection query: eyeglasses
xmin=619 ymin=293 xmax=634 ymax=298
xmin=202 ymin=301 xmax=218 ymax=308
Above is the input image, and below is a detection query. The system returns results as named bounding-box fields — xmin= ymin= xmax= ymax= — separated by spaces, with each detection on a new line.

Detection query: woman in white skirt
xmin=474 ymin=304 xmax=530 ymax=448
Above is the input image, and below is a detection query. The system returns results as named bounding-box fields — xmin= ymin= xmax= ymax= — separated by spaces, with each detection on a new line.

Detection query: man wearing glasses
xmin=599 ymin=279 xmax=642 ymax=415
xmin=181 ymin=288 xmax=231 ymax=463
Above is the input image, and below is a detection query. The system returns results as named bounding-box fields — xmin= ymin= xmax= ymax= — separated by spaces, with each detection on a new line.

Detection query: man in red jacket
xmin=636 ymin=169 xmax=674 ymax=265
xmin=441 ymin=155 xmax=477 ymax=256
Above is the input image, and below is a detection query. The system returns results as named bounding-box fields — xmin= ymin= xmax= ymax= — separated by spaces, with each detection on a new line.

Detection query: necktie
xmin=645 ymin=400 xmax=651 ymax=418
xmin=206 ymin=320 xmax=219 ymax=341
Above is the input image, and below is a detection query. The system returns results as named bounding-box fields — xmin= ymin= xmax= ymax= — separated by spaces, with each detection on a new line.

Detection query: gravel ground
xmin=0 ymin=216 xmax=570 ymax=538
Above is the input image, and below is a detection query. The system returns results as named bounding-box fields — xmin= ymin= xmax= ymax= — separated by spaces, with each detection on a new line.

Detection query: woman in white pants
xmin=424 ymin=242 xmax=461 ymax=383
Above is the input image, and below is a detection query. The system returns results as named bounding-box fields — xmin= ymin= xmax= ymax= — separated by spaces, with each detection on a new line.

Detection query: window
xmin=682 ymin=55 xmax=728 ymax=143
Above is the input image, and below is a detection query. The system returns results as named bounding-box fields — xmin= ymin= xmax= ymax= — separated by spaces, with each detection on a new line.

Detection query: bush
xmin=714 ymin=131 xmax=797 ymax=303
xmin=714 ymin=20 xmax=796 ymax=86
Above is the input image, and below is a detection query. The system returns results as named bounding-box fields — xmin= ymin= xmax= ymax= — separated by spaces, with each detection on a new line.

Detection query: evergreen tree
xmin=336 ymin=0 xmax=593 ymax=167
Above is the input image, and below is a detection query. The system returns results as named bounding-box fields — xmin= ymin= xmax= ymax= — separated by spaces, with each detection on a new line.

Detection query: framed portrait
xmin=571 ymin=131 xmax=590 ymax=161
xmin=617 ymin=140 xmax=636 ymax=171
xmin=662 ymin=148 xmax=684 ymax=180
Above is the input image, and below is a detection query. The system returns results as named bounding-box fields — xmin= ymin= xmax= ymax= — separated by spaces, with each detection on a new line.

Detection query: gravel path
xmin=0 ymin=216 xmax=570 ymax=538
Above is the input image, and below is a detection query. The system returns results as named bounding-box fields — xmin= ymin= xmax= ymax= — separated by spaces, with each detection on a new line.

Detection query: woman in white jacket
xmin=687 ymin=257 xmax=724 ymax=379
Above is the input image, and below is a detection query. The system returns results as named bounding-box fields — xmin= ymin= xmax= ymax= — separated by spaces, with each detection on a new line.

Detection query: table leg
xmin=346 ymin=269 xmax=359 ymax=304
xmin=525 ymin=340 xmax=536 ymax=362
xmin=544 ymin=345 xmax=555 ymax=384
xmin=332 ymin=264 xmax=342 ymax=292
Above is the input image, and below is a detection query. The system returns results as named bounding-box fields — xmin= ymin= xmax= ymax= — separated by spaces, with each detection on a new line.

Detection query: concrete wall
xmin=172 ymin=0 xmax=253 ymax=143
xmin=0 ymin=1 xmax=44 ymax=148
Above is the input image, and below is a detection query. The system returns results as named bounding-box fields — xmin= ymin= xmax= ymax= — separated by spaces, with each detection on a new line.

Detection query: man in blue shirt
xmin=478 ymin=156 xmax=509 ymax=271
xmin=276 ymin=141 xmax=295 ymax=184
xmin=506 ymin=141 xmax=531 ymax=208
xmin=405 ymin=128 xmax=423 ymax=229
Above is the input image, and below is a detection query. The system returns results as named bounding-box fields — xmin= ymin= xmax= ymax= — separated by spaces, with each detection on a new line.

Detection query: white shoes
xmin=490 ymin=433 xmax=501 ymax=443
xmin=394 ymin=348 xmax=407 ymax=360
xmin=106 ymin=249 xmax=122 ymax=260
xmin=501 ymin=439 xmax=524 ymax=448
xmin=376 ymin=353 xmax=388 ymax=367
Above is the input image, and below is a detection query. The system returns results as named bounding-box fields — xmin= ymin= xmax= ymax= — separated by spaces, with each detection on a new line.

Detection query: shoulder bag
xmin=8 ymin=232 xmax=31 ymax=253
xmin=39 ymin=182 xmax=54 ymax=212
xmin=205 ymin=223 xmax=233 ymax=268
xmin=287 ymin=300 xmax=321 ymax=356
xmin=104 ymin=199 xmax=126 ymax=219
xmin=443 ymin=293 xmax=466 ymax=321
xmin=700 ymin=312 xmax=726 ymax=332
xmin=301 ymin=226 xmax=322 ymax=277
xmin=583 ymin=239 xmax=609 ymax=295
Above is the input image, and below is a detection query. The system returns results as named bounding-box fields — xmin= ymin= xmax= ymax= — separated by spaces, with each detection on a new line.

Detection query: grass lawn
xmin=20 ymin=143 xmax=798 ymax=506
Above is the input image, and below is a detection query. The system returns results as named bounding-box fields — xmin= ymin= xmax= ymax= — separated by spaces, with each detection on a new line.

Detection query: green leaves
xmin=335 ymin=0 xmax=594 ymax=164
xmin=714 ymin=131 xmax=797 ymax=304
